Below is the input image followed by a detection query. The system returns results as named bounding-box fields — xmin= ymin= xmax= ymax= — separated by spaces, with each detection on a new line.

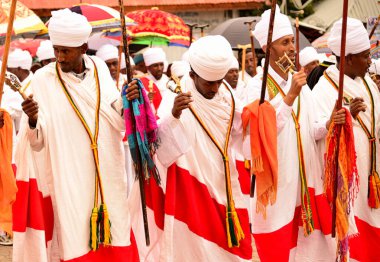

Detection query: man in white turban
xmin=313 ymin=17 xmax=380 ymax=262
xmin=299 ymin=46 xmax=320 ymax=77
xmin=224 ymin=57 xmax=247 ymax=103
xmin=15 ymin=8 xmax=140 ymax=262
xmin=170 ymin=60 xmax=190 ymax=79
xmin=36 ymin=40 xmax=56 ymax=67
xmin=6 ymin=48 xmax=33 ymax=132
xmin=131 ymin=35 xmax=252 ymax=261
xmin=142 ymin=47 xmax=169 ymax=98
xmin=245 ymin=5 xmax=339 ymax=261
xmin=96 ymin=44 xmax=128 ymax=91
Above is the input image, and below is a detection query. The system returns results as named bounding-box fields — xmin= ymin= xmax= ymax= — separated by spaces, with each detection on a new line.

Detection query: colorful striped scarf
xmin=122 ymin=79 xmax=160 ymax=182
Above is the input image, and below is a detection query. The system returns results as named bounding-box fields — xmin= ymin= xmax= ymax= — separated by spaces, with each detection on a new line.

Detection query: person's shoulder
xmin=246 ymin=71 xmax=263 ymax=89
xmin=33 ymin=62 xmax=56 ymax=80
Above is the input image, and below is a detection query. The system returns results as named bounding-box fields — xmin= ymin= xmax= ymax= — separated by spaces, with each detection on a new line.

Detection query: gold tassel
xmin=90 ymin=207 xmax=99 ymax=251
xmin=244 ymin=159 xmax=251 ymax=170
xmin=102 ymin=204 xmax=112 ymax=246
xmin=226 ymin=202 xmax=245 ymax=248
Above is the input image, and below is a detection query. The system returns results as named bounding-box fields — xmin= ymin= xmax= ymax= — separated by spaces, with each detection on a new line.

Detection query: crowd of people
xmin=0 ymin=5 xmax=379 ymax=262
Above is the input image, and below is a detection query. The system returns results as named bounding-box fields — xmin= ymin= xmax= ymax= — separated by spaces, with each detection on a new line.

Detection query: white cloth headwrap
xmin=253 ymin=5 xmax=293 ymax=48
xmin=299 ymin=46 xmax=319 ymax=66
xmin=36 ymin=40 xmax=55 ymax=61
xmin=48 ymin=8 xmax=92 ymax=47
xmin=369 ymin=59 xmax=380 ymax=75
xmin=181 ymin=50 xmax=190 ymax=62
xmin=96 ymin=44 xmax=118 ymax=62
xmin=188 ymin=35 xmax=234 ymax=81
xmin=120 ymin=53 xmax=135 ymax=69
xmin=143 ymin=48 xmax=166 ymax=66
xmin=8 ymin=49 xmax=32 ymax=70
xmin=171 ymin=61 xmax=190 ymax=77
xmin=328 ymin=17 xmax=370 ymax=57
xmin=229 ymin=57 xmax=239 ymax=70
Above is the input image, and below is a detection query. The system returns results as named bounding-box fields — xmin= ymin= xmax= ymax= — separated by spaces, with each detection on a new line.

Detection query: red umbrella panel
xmin=126 ymin=8 xmax=190 ymax=47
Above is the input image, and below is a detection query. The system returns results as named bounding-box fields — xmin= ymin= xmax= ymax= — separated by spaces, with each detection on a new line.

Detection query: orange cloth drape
xmin=0 ymin=109 xmax=17 ymax=236
xmin=242 ymin=100 xmax=278 ymax=217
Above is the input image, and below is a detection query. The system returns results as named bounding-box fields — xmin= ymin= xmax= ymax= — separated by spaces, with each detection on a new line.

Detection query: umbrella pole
xmin=118 ymin=0 xmax=150 ymax=246
xmin=244 ymin=20 xmax=257 ymax=76
xmin=331 ymin=0 xmax=349 ymax=239
xmin=0 ymin=0 xmax=17 ymax=107
xmin=186 ymin=23 xmax=198 ymax=45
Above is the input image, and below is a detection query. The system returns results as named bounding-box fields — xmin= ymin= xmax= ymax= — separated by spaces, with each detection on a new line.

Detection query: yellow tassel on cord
xmin=302 ymin=206 xmax=314 ymax=236
xmin=368 ymin=173 xmax=380 ymax=208
xmin=102 ymin=204 xmax=112 ymax=246
xmin=90 ymin=207 xmax=99 ymax=251
xmin=225 ymin=203 xmax=245 ymax=248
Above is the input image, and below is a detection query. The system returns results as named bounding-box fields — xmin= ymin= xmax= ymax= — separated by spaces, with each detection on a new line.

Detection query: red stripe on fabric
xmin=63 ymin=231 xmax=139 ymax=262
xmin=165 ymin=164 xmax=252 ymax=259
xmin=12 ymin=179 xmax=54 ymax=244
xmin=12 ymin=164 xmax=17 ymax=175
xmin=144 ymin=177 xmax=165 ymax=230
xmin=236 ymin=160 xmax=251 ymax=195
xmin=140 ymin=77 xmax=162 ymax=111
xmin=253 ymin=208 xmax=300 ymax=262
xmin=301 ymin=188 xmax=332 ymax=235
xmin=350 ymin=216 xmax=380 ymax=262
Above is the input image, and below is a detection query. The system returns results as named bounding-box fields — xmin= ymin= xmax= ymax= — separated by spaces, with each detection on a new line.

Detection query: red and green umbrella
xmin=126 ymin=8 xmax=190 ymax=47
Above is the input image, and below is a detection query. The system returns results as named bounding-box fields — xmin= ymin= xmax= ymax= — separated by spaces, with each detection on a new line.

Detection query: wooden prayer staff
xmin=244 ymin=19 xmax=257 ymax=76
xmin=0 ymin=0 xmax=17 ymax=106
xmin=331 ymin=0 xmax=349 ymax=240
xmin=186 ymin=23 xmax=198 ymax=45
xmin=118 ymin=0 xmax=150 ymax=246
xmin=237 ymin=44 xmax=251 ymax=82
xmin=369 ymin=15 xmax=380 ymax=39
xmin=241 ymin=0 xmax=278 ymax=220
xmin=289 ymin=10 xmax=304 ymax=71
xmin=260 ymin=1 xmax=277 ymax=104
xmin=195 ymin=24 xmax=209 ymax=37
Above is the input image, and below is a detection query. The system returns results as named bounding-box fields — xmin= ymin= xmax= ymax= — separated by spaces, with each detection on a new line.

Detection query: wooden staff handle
xmin=260 ymin=0 xmax=278 ymax=104
xmin=118 ymin=0 xmax=150 ymax=246
xmin=369 ymin=15 xmax=380 ymax=39
xmin=0 ymin=0 xmax=17 ymax=107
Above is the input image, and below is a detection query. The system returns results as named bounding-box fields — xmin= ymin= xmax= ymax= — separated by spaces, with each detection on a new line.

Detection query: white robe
xmin=245 ymin=66 xmax=335 ymax=262
xmin=312 ymin=65 xmax=380 ymax=262
xmin=13 ymin=55 xmax=137 ymax=262
xmin=147 ymin=72 xmax=169 ymax=99
xmin=131 ymin=74 xmax=252 ymax=262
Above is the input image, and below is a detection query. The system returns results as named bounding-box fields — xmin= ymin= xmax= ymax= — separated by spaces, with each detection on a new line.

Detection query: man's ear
xmin=346 ymin=54 xmax=353 ymax=66
xmin=189 ymin=70 xmax=195 ymax=80
xmin=81 ymin=43 xmax=88 ymax=54
xmin=262 ymin=45 xmax=267 ymax=53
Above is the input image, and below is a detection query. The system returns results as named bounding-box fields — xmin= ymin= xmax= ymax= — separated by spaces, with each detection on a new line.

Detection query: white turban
xmin=328 ymin=17 xmax=370 ymax=57
xmin=36 ymin=40 xmax=55 ymax=61
xmin=96 ymin=44 xmax=119 ymax=62
xmin=171 ymin=61 xmax=190 ymax=77
xmin=299 ymin=46 xmax=319 ymax=67
xmin=181 ymin=50 xmax=190 ymax=62
xmin=143 ymin=48 xmax=166 ymax=67
xmin=7 ymin=49 xmax=32 ymax=70
xmin=188 ymin=35 xmax=234 ymax=81
xmin=120 ymin=53 xmax=135 ymax=69
xmin=228 ymin=57 xmax=239 ymax=70
xmin=369 ymin=59 xmax=380 ymax=75
xmin=48 ymin=9 xmax=92 ymax=47
xmin=253 ymin=5 xmax=293 ymax=48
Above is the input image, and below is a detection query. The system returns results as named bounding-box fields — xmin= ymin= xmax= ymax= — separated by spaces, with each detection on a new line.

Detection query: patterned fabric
xmin=122 ymin=79 xmax=160 ymax=182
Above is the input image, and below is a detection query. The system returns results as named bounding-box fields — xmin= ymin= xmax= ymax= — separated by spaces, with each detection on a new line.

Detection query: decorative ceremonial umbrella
xmin=209 ymin=16 xmax=310 ymax=50
xmin=0 ymin=38 xmax=42 ymax=57
xmin=68 ymin=4 xmax=135 ymax=32
xmin=0 ymin=0 xmax=47 ymax=44
xmin=126 ymin=8 xmax=190 ymax=47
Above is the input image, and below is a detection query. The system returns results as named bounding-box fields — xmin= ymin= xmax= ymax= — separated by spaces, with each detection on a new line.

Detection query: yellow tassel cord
xmin=189 ymin=84 xmax=245 ymax=248
xmin=244 ymin=159 xmax=251 ymax=171
xmin=267 ymin=74 xmax=314 ymax=235
xmin=56 ymin=60 xmax=112 ymax=251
